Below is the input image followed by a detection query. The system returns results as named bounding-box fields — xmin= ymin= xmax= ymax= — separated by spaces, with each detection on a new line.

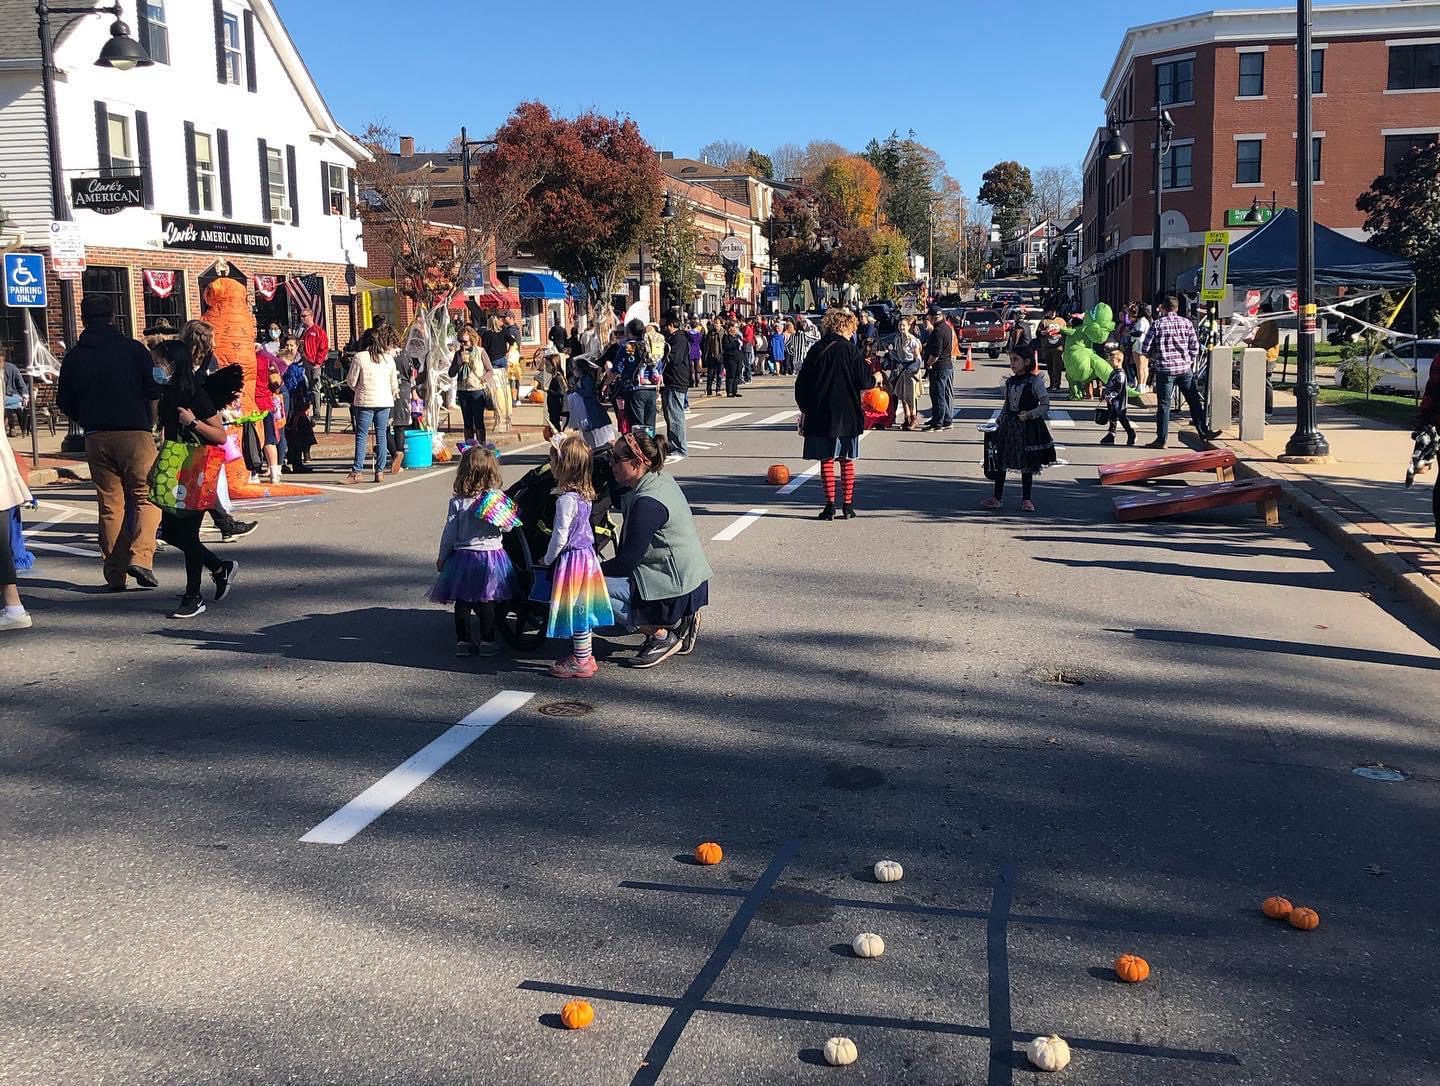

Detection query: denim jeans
xmin=626 ymin=387 xmax=658 ymax=435
xmin=605 ymin=575 xmax=633 ymax=630
xmin=661 ymin=387 xmax=689 ymax=456
xmin=3 ymin=394 xmax=21 ymax=410
xmin=1152 ymin=370 xmax=1206 ymax=443
xmin=352 ymin=406 xmax=391 ymax=473
xmin=929 ymin=367 xmax=954 ymax=427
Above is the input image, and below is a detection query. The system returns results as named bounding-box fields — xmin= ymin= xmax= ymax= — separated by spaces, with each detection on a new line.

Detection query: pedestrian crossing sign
xmin=1200 ymin=231 xmax=1230 ymax=302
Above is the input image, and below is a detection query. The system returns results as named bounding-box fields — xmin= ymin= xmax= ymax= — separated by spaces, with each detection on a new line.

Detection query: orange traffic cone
xmin=963 ymin=345 xmax=975 ymax=372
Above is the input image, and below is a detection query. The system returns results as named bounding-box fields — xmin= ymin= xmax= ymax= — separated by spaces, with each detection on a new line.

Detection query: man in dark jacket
xmin=921 ymin=306 xmax=955 ymax=430
xmin=57 ymin=293 xmax=162 ymax=590
xmin=661 ymin=314 xmax=692 ymax=460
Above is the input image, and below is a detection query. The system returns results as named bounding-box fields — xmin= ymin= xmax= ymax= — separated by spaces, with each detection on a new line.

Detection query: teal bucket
xmin=403 ymin=430 xmax=434 ymax=469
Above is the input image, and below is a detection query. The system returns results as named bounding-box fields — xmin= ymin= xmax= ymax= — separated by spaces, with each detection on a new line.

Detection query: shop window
xmin=1388 ymin=43 xmax=1440 ymax=91
xmin=1384 ymin=133 xmax=1438 ymax=174
xmin=1156 ymin=58 xmax=1194 ymax=105
xmin=1235 ymin=139 xmax=1263 ymax=184
xmin=82 ymin=266 xmax=134 ymax=338
xmin=142 ymin=270 xmax=186 ymax=334
xmin=1238 ymin=52 xmax=1265 ymax=97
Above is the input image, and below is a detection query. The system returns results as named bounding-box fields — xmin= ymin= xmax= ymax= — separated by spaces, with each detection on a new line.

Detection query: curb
xmin=1213 ymin=437 xmax=1440 ymax=630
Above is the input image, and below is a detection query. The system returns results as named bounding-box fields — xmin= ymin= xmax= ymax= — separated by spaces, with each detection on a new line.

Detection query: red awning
xmin=466 ymin=288 xmax=521 ymax=310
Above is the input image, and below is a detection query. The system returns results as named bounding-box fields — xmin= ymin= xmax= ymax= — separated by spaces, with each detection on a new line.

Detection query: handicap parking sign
xmin=4 ymin=253 xmax=47 ymax=308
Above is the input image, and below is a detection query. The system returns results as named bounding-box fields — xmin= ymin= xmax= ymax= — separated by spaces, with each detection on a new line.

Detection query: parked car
xmin=1331 ymin=339 xmax=1440 ymax=394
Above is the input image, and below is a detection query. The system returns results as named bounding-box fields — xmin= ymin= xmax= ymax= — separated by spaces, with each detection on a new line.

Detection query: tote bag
xmin=149 ymin=439 xmax=223 ymax=513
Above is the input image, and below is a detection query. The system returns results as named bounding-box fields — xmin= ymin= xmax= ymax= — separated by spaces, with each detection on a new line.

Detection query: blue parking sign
xmin=4 ymin=253 xmax=47 ymax=308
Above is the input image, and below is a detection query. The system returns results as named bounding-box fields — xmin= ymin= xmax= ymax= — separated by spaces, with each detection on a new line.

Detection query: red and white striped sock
xmin=840 ymin=459 xmax=856 ymax=503
xmin=820 ymin=459 xmax=836 ymax=502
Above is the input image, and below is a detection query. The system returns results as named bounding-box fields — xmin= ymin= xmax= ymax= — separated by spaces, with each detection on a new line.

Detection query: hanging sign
xmin=70 ymin=176 xmax=144 ymax=214
xmin=719 ymin=236 xmax=747 ymax=263
xmin=1200 ymin=230 xmax=1230 ymax=303
xmin=142 ymin=270 xmax=176 ymax=298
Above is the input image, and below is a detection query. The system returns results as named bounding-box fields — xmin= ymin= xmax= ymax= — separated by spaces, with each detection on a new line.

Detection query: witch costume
xmin=995 ymin=371 xmax=1057 ymax=474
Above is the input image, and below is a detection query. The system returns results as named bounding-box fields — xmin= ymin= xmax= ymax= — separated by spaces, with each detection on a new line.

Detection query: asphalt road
xmin=5 ymin=360 xmax=1440 ymax=1086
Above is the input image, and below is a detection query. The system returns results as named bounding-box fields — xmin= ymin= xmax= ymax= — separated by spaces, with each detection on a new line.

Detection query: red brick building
xmin=1081 ymin=1 xmax=1440 ymax=310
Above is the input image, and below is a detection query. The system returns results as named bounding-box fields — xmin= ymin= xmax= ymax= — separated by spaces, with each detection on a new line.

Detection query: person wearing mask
xmin=921 ymin=306 xmax=955 ymax=431
xmin=56 ymin=293 xmax=162 ymax=591
xmin=661 ymin=313 xmax=692 ymax=460
xmin=175 ymin=321 xmax=258 ymax=542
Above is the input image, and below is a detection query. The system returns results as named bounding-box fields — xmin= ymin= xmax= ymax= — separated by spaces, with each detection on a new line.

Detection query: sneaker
xmin=126 ymin=565 xmax=159 ymax=589
xmin=627 ymin=630 xmax=683 ymax=669
xmin=0 ymin=611 xmax=33 ymax=632
xmin=1020 ymin=499 xmax=1036 ymax=513
xmin=1099 ymin=434 xmax=1116 ymax=445
xmin=343 ymin=472 xmax=364 ymax=485
xmin=475 ymin=639 xmax=503 ymax=657
xmin=550 ymin=654 xmax=598 ymax=678
xmin=678 ymin=612 xmax=701 ymax=656
xmin=212 ymin=559 xmax=239 ymax=602
xmin=455 ymin=640 xmax=477 ymax=657
xmin=980 ymin=496 xmax=1002 ymax=510
xmin=170 ymin=595 xmax=206 ymax=619
xmin=220 ymin=520 xmax=259 ymax=541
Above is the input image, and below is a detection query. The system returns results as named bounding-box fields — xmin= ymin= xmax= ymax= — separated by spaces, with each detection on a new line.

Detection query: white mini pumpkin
xmin=851 ymin=932 xmax=885 ymax=958
xmin=872 ymin=859 xmax=904 ymax=883
xmin=1026 ymin=1034 xmax=1071 ymax=1072
xmin=823 ymin=1036 xmax=858 ymax=1066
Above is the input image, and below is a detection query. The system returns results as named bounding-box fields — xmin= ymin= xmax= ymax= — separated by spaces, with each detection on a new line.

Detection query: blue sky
xmin=276 ymin=0 xmax=1302 ymax=197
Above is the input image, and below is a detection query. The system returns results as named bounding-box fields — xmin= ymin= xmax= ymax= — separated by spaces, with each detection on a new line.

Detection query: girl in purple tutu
xmin=539 ymin=433 xmax=614 ymax=679
xmin=429 ymin=444 xmax=521 ymax=657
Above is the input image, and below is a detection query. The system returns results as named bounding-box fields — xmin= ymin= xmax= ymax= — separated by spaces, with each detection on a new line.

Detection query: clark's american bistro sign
xmin=160 ymin=216 xmax=273 ymax=257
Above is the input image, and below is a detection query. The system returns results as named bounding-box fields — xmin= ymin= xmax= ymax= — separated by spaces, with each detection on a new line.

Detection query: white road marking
xmin=302 ymin=468 xmax=451 ymax=494
xmin=300 ymin=690 xmax=534 ymax=845
xmin=712 ymin=508 xmax=769 ymax=542
xmin=757 ymin=410 xmax=799 ymax=426
xmin=687 ymin=440 xmax=722 ymax=451
xmin=775 ymin=463 xmax=821 ymax=495
xmin=21 ymin=505 xmax=80 ymax=536
xmin=691 ymin=411 xmax=749 ymax=430
xmin=23 ymin=542 xmax=101 ymax=558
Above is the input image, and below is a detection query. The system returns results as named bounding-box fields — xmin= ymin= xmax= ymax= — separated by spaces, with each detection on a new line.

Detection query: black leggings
xmin=0 ymin=507 xmax=15 ymax=587
xmin=454 ymin=601 xmax=497 ymax=642
xmin=160 ymin=510 xmax=221 ymax=595
xmin=993 ymin=473 xmax=1034 ymax=501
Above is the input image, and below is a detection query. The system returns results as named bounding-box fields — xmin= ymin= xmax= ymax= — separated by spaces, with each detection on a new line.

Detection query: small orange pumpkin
xmin=560 ymin=999 xmax=594 ymax=1030
xmin=528 ymin=389 xmax=546 ymax=404
xmin=861 ymin=387 xmax=890 ymax=414
xmin=1288 ymin=906 xmax=1320 ymax=931
xmin=1261 ymin=895 xmax=1294 ymax=920
xmin=694 ymin=841 xmax=723 ymax=865
xmin=766 ymin=464 xmax=791 ymax=486
xmin=1114 ymin=954 xmax=1150 ymax=983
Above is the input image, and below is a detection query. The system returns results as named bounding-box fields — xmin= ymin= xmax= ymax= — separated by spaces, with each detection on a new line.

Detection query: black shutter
xmin=320 ymin=161 xmax=331 ymax=216
xmin=347 ymin=168 xmax=357 ymax=219
xmin=258 ymin=138 xmax=271 ymax=223
xmin=94 ymin=100 xmax=111 ymax=177
xmin=243 ymin=10 xmax=257 ymax=93
xmin=213 ymin=0 xmax=226 ymax=83
xmin=217 ymin=129 xmax=232 ymax=217
xmin=286 ymin=144 xmax=299 ymax=227
xmin=183 ymin=121 xmax=199 ymax=213
xmin=135 ymin=110 xmax=153 ymax=208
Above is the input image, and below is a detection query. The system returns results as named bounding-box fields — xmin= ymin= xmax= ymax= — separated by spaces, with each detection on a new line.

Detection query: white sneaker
xmin=0 ymin=611 xmax=33 ymax=631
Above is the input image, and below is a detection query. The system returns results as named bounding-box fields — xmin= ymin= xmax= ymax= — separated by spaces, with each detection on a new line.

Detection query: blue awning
xmin=517 ymin=273 xmax=567 ymax=300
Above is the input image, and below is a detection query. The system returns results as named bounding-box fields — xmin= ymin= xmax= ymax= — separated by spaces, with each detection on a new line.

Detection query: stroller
xmin=494 ymin=444 xmax=619 ymax=650
xmin=1405 ymin=425 xmax=1438 ymax=489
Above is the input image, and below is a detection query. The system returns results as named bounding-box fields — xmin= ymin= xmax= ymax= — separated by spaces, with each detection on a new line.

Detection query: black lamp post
xmin=39 ymin=3 xmax=149 ymax=451
xmin=1243 ymin=191 xmax=1279 ymax=225
xmin=1101 ymin=96 xmax=1175 ymax=304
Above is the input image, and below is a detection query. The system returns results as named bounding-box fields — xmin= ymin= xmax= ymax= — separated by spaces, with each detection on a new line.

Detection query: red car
xmin=956 ymin=309 xmax=1008 ymax=358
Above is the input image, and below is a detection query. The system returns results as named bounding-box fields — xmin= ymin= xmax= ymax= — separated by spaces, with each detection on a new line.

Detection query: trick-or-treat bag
xmin=149 ymin=440 xmax=224 ymax=513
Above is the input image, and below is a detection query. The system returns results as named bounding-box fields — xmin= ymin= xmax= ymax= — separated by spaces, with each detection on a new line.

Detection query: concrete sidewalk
xmin=1209 ymin=388 xmax=1440 ymax=626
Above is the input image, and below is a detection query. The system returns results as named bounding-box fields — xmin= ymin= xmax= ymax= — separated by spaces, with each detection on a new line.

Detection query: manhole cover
xmin=1352 ymin=764 xmax=1407 ymax=782
xmin=537 ymin=700 xmax=595 ymax=718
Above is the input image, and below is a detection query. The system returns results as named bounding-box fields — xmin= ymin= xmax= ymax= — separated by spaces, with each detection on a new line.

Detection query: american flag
xmin=285 ymin=274 xmax=325 ymax=329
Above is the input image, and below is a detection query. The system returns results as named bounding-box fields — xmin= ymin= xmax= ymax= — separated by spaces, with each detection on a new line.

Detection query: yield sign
xmin=1200 ymin=230 xmax=1231 ymax=302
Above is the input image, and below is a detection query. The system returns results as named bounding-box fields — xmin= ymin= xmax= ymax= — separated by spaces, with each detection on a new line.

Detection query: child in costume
xmin=429 ymin=444 xmax=521 ymax=657
xmin=539 ymin=432 xmax=614 ymax=679
xmin=1100 ymin=350 xmax=1137 ymax=446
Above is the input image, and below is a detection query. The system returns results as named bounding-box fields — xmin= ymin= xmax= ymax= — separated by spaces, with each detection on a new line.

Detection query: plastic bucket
xmin=403 ymin=429 xmax=434 ymax=469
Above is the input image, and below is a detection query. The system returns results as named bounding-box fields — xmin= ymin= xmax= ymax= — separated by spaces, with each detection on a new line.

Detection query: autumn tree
xmin=494 ymin=102 xmax=664 ymax=323
xmin=816 ymin=155 xmax=884 ymax=230
xmin=772 ymin=189 xmax=829 ymax=307
xmin=794 ymin=140 xmax=850 ymax=184
xmin=1357 ymin=140 xmax=1440 ymax=334
xmin=855 ymin=226 xmax=910 ymax=301
xmin=978 ymin=160 xmax=1034 ymax=244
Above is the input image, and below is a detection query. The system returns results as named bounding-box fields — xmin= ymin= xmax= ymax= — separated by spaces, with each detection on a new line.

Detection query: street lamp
xmin=38 ymin=3 xmax=149 ymax=450
xmin=1102 ymin=102 xmax=1175 ymax=303
xmin=1243 ymin=192 xmax=1278 ymax=225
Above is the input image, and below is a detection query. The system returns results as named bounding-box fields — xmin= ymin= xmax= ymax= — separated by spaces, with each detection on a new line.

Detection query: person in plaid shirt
xmin=1140 ymin=295 xmax=1220 ymax=448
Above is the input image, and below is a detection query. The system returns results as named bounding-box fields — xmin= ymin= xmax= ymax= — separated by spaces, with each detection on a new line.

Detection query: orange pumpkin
xmin=1288 ymin=906 xmax=1320 ymax=931
xmin=528 ymin=389 xmax=546 ymax=404
xmin=861 ymin=387 xmax=890 ymax=414
xmin=1114 ymin=954 xmax=1150 ymax=983
xmin=766 ymin=464 xmax=791 ymax=486
xmin=559 ymin=999 xmax=594 ymax=1030
xmin=1261 ymin=896 xmax=1293 ymax=920
xmin=694 ymin=841 xmax=723 ymax=865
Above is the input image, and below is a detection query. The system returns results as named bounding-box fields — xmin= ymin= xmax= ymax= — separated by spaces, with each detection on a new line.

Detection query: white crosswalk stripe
xmin=756 ymin=410 xmax=799 ymax=426
xmin=692 ymin=411 xmax=749 ymax=430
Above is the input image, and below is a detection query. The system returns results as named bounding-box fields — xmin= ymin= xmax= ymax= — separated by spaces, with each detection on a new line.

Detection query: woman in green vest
xmin=603 ymin=430 xmax=713 ymax=669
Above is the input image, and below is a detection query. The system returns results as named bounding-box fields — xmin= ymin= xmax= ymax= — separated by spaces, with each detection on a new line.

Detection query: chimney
xmin=399 ymin=136 xmax=415 ymax=158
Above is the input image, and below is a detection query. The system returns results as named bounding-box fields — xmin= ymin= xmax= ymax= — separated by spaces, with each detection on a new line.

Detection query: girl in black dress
xmin=981 ymin=351 xmax=1056 ymax=513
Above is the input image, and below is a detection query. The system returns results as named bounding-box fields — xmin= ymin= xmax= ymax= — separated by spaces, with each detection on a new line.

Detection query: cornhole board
xmin=1113 ymin=478 xmax=1281 ymax=526
xmin=1099 ymin=449 xmax=1237 ymax=486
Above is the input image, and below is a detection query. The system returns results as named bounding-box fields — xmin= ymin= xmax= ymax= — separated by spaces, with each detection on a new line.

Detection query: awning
xmin=464 ymin=286 xmax=521 ymax=310
xmin=352 ymin=273 xmax=389 ymax=293
xmin=517 ymin=273 xmax=567 ymax=300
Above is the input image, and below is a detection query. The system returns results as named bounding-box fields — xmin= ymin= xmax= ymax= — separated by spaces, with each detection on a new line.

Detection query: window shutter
xmin=347 ymin=169 xmax=357 ymax=219
xmin=320 ymin=161 xmax=331 ymax=216
xmin=94 ymin=100 xmax=112 ymax=178
xmin=183 ymin=121 xmax=199 ymax=213
xmin=135 ymin=110 xmax=153 ymax=208
xmin=286 ymin=144 xmax=299 ymax=227
xmin=258 ymin=138 xmax=271 ymax=223
xmin=217 ymin=129 xmax=232 ymax=217
xmin=213 ymin=0 xmax=226 ymax=83
xmin=243 ymin=10 xmax=257 ymax=93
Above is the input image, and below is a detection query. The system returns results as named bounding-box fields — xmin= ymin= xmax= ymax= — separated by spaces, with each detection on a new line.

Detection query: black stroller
xmin=495 ymin=444 xmax=619 ymax=650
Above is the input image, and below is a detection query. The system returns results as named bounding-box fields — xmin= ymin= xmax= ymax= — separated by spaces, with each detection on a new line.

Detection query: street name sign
xmin=4 ymin=252 xmax=48 ymax=308
xmin=1201 ymin=230 xmax=1230 ymax=302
